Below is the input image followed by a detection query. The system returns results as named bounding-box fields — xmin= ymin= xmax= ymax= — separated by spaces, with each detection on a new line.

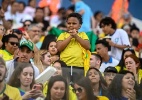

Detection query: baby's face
xmin=66 ymin=17 xmax=81 ymax=32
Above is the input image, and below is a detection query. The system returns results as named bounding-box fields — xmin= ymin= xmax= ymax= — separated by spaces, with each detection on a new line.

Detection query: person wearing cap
xmin=104 ymin=67 xmax=117 ymax=87
xmin=5 ymin=40 xmax=40 ymax=83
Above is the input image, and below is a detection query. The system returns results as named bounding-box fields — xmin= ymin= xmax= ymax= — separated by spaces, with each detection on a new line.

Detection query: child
xmin=57 ymin=13 xmax=90 ymax=83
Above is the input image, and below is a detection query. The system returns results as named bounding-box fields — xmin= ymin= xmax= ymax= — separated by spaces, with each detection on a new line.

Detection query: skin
xmin=41 ymin=52 xmax=51 ymax=67
xmin=5 ymin=37 xmax=19 ymax=54
xmin=53 ymin=62 xmax=62 ymax=76
xmin=50 ymin=81 xmax=66 ymax=100
xmin=88 ymin=69 xmax=100 ymax=84
xmin=57 ymin=17 xmax=90 ymax=52
xmin=90 ymin=55 xmax=101 ymax=69
xmin=123 ymin=51 xmax=133 ymax=60
xmin=104 ymin=72 xmax=116 ymax=86
xmin=121 ymin=73 xmax=136 ymax=100
xmin=17 ymin=46 xmax=34 ymax=63
xmin=74 ymin=84 xmax=87 ymax=100
xmin=48 ymin=41 xmax=58 ymax=56
xmin=125 ymin=57 xmax=139 ymax=76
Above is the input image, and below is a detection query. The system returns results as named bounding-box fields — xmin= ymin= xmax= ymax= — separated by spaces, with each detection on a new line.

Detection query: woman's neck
xmin=20 ymin=85 xmax=31 ymax=92
xmin=0 ymin=82 xmax=5 ymax=93
xmin=122 ymin=89 xmax=129 ymax=98
xmin=92 ymin=83 xmax=100 ymax=96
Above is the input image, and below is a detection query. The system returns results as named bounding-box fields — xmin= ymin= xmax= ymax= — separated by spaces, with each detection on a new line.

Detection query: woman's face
xmin=123 ymin=51 xmax=133 ymax=60
xmin=50 ymin=81 xmax=66 ymax=100
xmin=74 ymin=84 xmax=87 ymax=100
xmin=122 ymin=73 xmax=135 ymax=90
xmin=19 ymin=66 xmax=34 ymax=87
xmin=42 ymin=52 xmax=51 ymax=66
xmin=88 ymin=69 xmax=100 ymax=84
xmin=53 ymin=62 xmax=62 ymax=76
xmin=48 ymin=42 xmax=58 ymax=56
xmin=125 ymin=57 xmax=139 ymax=74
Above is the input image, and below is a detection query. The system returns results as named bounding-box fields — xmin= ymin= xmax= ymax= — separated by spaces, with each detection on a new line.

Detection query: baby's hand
xmin=68 ymin=29 xmax=78 ymax=37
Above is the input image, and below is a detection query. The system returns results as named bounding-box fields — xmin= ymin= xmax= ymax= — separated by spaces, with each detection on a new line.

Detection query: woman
xmin=45 ymin=75 xmax=69 ymax=100
xmin=43 ymin=60 xmax=76 ymax=100
xmin=124 ymin=54 xmax=142 ymax=84
xmin=116 ymin=47 xmax=136 ymax=72
xmin=8 ymin=63 xmax=44 ymax=100
xmin=107 ymin=70 xmax=141 ymax=100
xmin=34 ymin=50 xmax=51 ymax=73
xmin=86 ymin=68 xmax=107 ymax=96
xmin=73 ymin=77 xmax=108 ymax=100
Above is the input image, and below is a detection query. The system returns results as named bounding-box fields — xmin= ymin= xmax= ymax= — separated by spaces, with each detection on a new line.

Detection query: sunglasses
xmin=9 ymin=41 xmax=19 ymax=46
xmin=72 ymin=87 xmax=83 ymax=93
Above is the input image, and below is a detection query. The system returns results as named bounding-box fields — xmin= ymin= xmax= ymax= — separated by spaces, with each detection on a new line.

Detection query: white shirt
xmin=110 ymin=29 xmax=130 ymax=61
xmin=99 ymin=56 xmax=119 ymax=72
xmin=5 ymin=59 xmax=40 ymax=83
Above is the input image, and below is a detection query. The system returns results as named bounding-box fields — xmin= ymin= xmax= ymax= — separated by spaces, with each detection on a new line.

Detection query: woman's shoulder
xmin=97 ymin=96 xmax=109 ymax=100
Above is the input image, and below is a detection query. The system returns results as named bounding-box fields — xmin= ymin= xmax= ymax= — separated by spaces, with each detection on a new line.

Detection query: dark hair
xmin=18 ymin=1 xmax=26 ymax=8
xmin=45 ymin=75 xmax=69 ymax=100
xmin=67 ymin=5 xmax=75 ymax=12
xmin=35 ymin=7 xmax=44 ymax=13
xmin=1 ymin=34 xmax=18 ymax=49
xmin=12 ymin=29 xmax=23 ymax=35
xmin=66 ymin=13 xmax=83 ymax=25
xmin=107 ymin=70 xmax=141 ymax=100
xmin=96 ymin=39 xmax=109 ymax=50
xmin=100 ymin=17 xmax=116 ymax=30
xmin=130 ymin=26 xmax=140 ymax=33
xmin=86 ymin=68 xmax=107 ymax=95
xmin=8 ymin=63 xmax=35 ymax=89
xmin=91 ymin=52 xmax=102 ymax=65
xmin=117 ymin=48 xmax=135 ymax=71
xmin=94 ymin=11 xmax=102 ymax=19
xmin=53 ymin=60 xmax=67 ymax=67
xmin=40 ymin=34 xmax=57 ymax=50
xmin=75 ymin=77 xmax=98 ymax=100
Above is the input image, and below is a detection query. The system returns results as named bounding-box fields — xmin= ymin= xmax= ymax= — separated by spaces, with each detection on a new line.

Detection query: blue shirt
xmin=75 ymin=1 xmax=93 ymax=32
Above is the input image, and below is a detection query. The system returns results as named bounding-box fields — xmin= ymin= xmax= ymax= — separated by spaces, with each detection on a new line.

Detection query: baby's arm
xmin=74 ymin=34 xmax=90 ymax=50
xmin=57 ymin=35 xmax=72 ymax=52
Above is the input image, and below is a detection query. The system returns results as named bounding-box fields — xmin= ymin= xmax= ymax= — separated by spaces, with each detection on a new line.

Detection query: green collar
xmin=4 ymin=49 xmax=12 ymax=55
xmin=0 ymin=83 xmax=6 ymax=95
xmin=18 ymin=87 xmax=25 ymax=93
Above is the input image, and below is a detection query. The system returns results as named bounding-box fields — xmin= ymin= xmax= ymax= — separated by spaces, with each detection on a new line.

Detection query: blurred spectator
xmin=8 ymin=63 xmax=44 ymax=100
xmin=3 ymin=20 xmax=13 ymax=31
xmin=34 ymin=50 xmax=51 ymax=73
xmin=18 ymin=20 xmax=32 ymax=32
xmin=11 ymin=29 xmax=23 ymax=41
xmin=0 ymin=34 xmax=19 ymax=61
xmin=1 ymin=0 xmax=10 ymax=12
xmin=96 ymin=39 xmax=119 ymax=72
xmin=24 ymin=0 xmax=36 ymax=17
xmin=124 ymin=54 xmax=142 ymax=84
xmin=104 ymin=67 xmax=117 ymax=87
xmin=32 ymin=7 xmax=49 ymax=32
xmin=70 ymin=0 xmax=95 ymax=33
xmin=93 ymin=11 xmax=104 ymax=36
xmin=5 ymin=40 xmax=40 ymax=82
xmin=86 ymin=68 xmax=107 ymax=96
xmin=90 ymin=52 xmax=102 ymax=69
xmin=4 ymin=1 xmax=19 ymax=24
xmin=0 ymin=57 xmax=22 ymax=100
xmin=100 ymin=17 xmax=131 ymax=61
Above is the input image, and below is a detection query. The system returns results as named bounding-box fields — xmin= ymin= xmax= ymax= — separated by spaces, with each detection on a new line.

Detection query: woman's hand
xmin=22 ymin=90 xmax=36 ymax=100
xmin=31 ymin=90 xmax=45 ymax=99
xmin=126 ymin=88 xmax=136 ymax=100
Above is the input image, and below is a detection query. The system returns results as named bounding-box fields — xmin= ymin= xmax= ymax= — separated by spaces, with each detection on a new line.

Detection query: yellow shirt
xmin=97 ymin=96 xmax=109 ymax=100
xmin=57 ymin=32 xmax=89 ymax=67
xmin=0 ymin=84 xmax=22 ymax=100
xmin=43 ymin=81 xmax=77 ymax=100
xmin=0 ymin=50 xmax=13 ymax=61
